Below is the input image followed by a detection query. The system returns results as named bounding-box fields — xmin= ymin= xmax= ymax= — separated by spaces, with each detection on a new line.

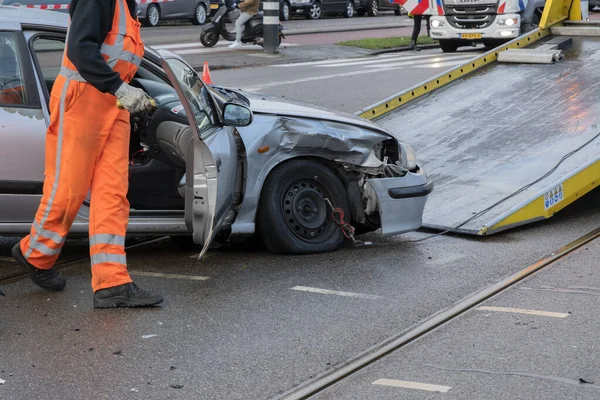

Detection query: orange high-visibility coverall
xmin=20 ymin=0 xmax=144 ymax=291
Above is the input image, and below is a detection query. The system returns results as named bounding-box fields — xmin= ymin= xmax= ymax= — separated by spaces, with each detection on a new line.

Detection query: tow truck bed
xmin=363 ymin=33 xmax=600 ymax=235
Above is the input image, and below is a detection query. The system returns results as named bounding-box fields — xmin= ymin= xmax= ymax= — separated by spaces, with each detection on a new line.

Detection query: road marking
xmin=291 ymin=286 xmax=381 ymax=300
xmin=129 ymin=271 xmax=210 ymax=281
xmin=151 ymin=42 xmax=298 ymax=54
xmin=477 ymin=306 xmax=569 ymax=318
xmin=271 ymin=54 xmax=401 ymax=67
xmin=361 ymin=54 xmax=477 ymax=69
xmin=320 ymin=53 xmax=477 ymax=68
xmin=373 ymin=379 xmax=452 ymax=393
xmin=247 ymin=59 xmax=469 ymax=91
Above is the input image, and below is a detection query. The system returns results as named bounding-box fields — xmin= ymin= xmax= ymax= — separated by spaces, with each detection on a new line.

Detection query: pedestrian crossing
xmin=150 ymin=40 xmax=298 ymax=55
xmin=271 ymin=51 xmax=483 ymax=70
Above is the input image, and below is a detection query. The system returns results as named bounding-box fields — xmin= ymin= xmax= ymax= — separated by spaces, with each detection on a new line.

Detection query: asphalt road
xmin=212 ymin=46 xmax=484 ymax=112
xmin=2 ymin=32 xmax=600 ymax=400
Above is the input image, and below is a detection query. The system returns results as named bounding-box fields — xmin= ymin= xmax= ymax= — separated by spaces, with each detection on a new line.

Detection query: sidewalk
xmin=315 ymin=232 xmax=600 ymax=399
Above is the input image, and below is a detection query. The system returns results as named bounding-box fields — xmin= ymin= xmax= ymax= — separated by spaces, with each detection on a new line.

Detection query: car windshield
xmin=165 ymin=58 xmax=217 ymax=135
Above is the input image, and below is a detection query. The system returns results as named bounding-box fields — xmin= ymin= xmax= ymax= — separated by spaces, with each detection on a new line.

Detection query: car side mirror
xmin=223 ymin=103 xmax=253 ymax=127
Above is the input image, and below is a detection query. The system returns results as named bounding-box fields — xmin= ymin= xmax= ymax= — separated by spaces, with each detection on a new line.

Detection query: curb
xmin=370 ymin=43 xmax=440 ymax=55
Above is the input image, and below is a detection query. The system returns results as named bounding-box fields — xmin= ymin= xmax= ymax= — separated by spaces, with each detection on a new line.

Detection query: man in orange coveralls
xmin=12 ymin=0 xmax=163 ymax=308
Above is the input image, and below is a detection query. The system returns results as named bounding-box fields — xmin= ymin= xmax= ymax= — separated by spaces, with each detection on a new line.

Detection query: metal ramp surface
xmin=370 ymin=36 xmax=600 ymax=235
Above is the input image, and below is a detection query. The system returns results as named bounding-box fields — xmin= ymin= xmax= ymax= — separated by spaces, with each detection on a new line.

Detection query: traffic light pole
xmin=263 ymin=0 xmax=280 ymax=54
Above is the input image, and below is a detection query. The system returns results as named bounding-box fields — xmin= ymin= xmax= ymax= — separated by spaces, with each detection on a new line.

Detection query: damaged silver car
xmin=0 ymin=6 xmax=432 ymax=255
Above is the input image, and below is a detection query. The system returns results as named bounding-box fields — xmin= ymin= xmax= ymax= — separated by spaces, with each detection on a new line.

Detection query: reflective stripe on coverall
xmin=19 ymin=0 xmax=145 ymax=292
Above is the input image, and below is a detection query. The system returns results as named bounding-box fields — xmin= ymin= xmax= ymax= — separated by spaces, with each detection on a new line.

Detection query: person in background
xmin=229 ymin=0 xmax=261 ymax=48
xmin=408 ymin=0 xmax=431 ymax=51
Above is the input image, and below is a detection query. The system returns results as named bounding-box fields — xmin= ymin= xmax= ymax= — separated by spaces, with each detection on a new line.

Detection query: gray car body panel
xmin=0 ymin=8 xmax=430 ymax=244
xmin=137 ymin=0 xmax=210 ymax=23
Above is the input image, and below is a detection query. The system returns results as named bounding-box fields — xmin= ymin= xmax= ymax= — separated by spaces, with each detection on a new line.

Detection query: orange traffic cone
xmin=202 ymin=61 xmax=213 ymax=84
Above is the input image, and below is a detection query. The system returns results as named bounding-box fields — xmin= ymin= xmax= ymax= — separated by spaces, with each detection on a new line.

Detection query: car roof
xmin=0 ymin=6 xmax=69 ymax=28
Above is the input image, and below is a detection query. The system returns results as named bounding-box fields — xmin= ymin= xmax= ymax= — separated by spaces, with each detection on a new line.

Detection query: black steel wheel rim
xmin=281 ymin=178 xmax=336 ymax=242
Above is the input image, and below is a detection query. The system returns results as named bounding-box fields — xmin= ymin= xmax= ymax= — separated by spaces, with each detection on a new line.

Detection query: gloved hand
xmin=115 ymin=82 xmax=155 ymax=114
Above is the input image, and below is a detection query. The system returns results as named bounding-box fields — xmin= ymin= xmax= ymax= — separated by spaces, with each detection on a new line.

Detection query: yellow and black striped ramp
xmin=356 ymin=0 xmax=600 ymax=235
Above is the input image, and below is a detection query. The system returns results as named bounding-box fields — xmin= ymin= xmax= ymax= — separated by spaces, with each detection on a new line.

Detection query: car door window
xmin=30 ymin=37 xmax=65 ymax=97
xmin=166 ymin=58 xmax=218 ymax=137
xmin=0 ymin=32 xmax=27 ymax=107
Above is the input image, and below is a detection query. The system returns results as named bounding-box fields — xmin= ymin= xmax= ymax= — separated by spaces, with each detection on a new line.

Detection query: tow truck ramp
xmin=358 ymin=0 xmax=600 ymax=235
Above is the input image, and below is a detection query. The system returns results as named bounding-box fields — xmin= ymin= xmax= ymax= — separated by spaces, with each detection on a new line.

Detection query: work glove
xmin=115 ymin=82 xmax=156 ymax=114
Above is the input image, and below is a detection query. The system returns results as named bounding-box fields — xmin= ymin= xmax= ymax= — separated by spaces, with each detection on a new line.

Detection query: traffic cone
xmin=202 ymin=61 xmax=213 ymax=85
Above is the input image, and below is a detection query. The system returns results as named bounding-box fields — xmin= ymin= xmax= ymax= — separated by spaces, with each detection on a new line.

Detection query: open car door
xmin=160 ymin=54 xmax=218 ymax=258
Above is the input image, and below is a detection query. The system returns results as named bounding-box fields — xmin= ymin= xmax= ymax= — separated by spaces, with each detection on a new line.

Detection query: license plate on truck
xmin=461 ymin=33 xmax=482 ymax=39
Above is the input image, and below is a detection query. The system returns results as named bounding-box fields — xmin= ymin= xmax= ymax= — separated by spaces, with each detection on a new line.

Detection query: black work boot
xmin=12 ymin=243 xmax=66 ymax=291
xmin=93 ymin=282 xmax=163 ymax=308
xmin=410 ymin=40 xmax=421 ymax=51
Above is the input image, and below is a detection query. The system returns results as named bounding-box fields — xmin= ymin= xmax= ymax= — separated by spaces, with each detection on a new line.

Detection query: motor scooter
xmin=199 ymin=0 xmax=284 ymax=47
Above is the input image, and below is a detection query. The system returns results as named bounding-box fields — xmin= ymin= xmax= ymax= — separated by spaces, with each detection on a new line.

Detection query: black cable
xmin=406 ymin=130 xmax=600 ymax=243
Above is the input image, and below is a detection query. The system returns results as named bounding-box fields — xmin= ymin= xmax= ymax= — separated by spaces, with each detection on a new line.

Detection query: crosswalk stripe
xmin=150 ymin=42 xmax=298 ymax=55
xmin=361 ymin=54 xmax=477 ymax=68
xmin=271 ymin=54 xmax=401 ymax=68
xmin=320 ymin=53 xmax=477 ymax=68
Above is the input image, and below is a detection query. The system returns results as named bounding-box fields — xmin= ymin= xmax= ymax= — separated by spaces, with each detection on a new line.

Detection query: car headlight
xmin=400 ymin=142 xmax=418 ymax=171
xmin=431 ymin=19 xmax=445 ymax=28
xmin=497 ymin=17 xmax=518 ymax=26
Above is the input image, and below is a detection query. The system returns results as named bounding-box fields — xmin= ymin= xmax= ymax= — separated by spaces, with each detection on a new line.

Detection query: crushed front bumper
xmin=430 ymin=14 xmax=521 ymax=40
xmin=367 ymin=171 xmax=433 ymax=236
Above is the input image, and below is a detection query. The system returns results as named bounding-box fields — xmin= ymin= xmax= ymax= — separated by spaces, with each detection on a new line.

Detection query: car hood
xmin=235 ymin=90 xmax=393 ymax=138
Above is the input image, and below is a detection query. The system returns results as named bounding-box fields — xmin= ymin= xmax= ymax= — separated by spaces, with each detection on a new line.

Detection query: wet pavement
xmin=2 ymin=189 xmax=600 ymax=399
xmin=315 ymin=221 xmax=600 ymax=400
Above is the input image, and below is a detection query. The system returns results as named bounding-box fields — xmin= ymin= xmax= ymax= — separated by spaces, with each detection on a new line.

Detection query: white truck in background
xmin=429 ymin=0 xmax=548 ymax=52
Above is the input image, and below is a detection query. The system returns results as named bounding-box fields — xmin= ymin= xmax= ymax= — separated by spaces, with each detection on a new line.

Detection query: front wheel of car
xmin=308 ymin=2 xmax=322 ymax=19
xmin=344 ymin=0 xmax=354 ymax=17
xmin=257 ymin=159 xmax=350 ymax=254
xmin=280 ymin=1 xmax=290 ymax=20
xmin=367 ymin=0 xmax=378 ymax=16
xmin=192 ymin=3 xmax=208 ymax=25
xmin=145 ymin=4 xmax=161 ymax=27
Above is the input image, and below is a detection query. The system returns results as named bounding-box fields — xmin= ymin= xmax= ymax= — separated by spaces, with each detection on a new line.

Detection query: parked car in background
xmin=357 ymin=0 xmax=404 ymax=16
xmin=137 ymin=0 xmax=211 ymax=27
xmin=259 ymin=0 xmax=293 ymax=20
xmin=290 ymin=0 xmax=357 ymax=19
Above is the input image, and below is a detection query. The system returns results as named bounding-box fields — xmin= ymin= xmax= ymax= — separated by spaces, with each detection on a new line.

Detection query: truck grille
xmin=443 ymin=4 xmax=497 ymax=29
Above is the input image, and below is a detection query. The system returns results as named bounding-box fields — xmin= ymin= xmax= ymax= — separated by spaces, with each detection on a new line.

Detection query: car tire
xmin=307 ymin=2 xmax=322 ymax=19
xmin=394 ymin=5 xmax=402 ymax=15
xmin=169 ymin=235 xmax=198 ymax=250
xmin=145 ymin=4 xmax=161 ymax=27
xmin=192 ymin=3 xmax=208 ymax=25
xmin=439 ymin=40 xmax=459 ymax=52
xmin=200 ymin=30 xmax=220 ymax=47
xmin=367 ymin=0 xmax=378 ymax=16
xmin=257 ymin=159 xmax=349 ymax=255
xmin=280 ymin=1 xmax=290 ymax=20
xmin=344 ymin=0 xmax=354 ymax=17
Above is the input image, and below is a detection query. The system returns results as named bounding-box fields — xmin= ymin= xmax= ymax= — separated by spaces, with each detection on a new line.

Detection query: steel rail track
xmin=274 ymin=227 xmax=600 ymax=400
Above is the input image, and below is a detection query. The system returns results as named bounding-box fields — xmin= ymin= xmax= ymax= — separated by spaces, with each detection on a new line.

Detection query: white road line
xmin=319 ymin=53 xmax=477 ymax=68
xmin=248 ymin=61 xmax=460 ymax=91
xmin=271 ymin=54 xmax=401 ymax=67
xmin=291 ymin=286 xmax=382 ymax=300
xmin=129 ymin=271 xmax=210 ymax=281
xmin=477 ymin=306 xmax=570 ymax=318
xmin=361 ymin=54 xmax=476 ymax=69
xmin=421 ymin=59 xmax=476 ymax=69
xmin=373 ymin=379 xmax=452 ymax=393
xmin=151 ymin=42 xmax=225 ymax=50
xmin=152 ymin=42 xmax=298 ymax=53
